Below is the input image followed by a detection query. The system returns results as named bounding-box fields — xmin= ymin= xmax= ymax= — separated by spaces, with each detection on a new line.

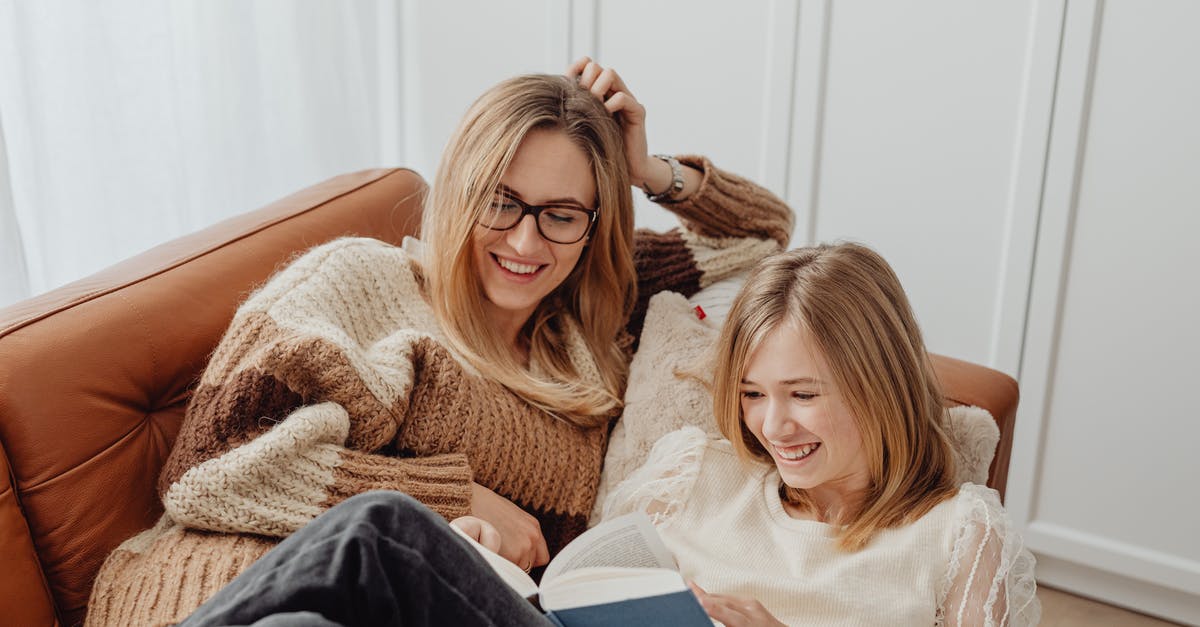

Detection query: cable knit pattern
xmin=85 ymin=158 xmax=794 ymax=626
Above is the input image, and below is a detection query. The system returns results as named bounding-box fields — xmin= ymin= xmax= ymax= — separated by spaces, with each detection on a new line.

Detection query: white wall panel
xmin=810 ymin=1 xmax=1035 ymax=368
xmin=591 ymin=0 xmax=774 ymax=233
xmin=400 ymin=0 xmax=560 ymax=179
xmin=1012 ymin=0 xmax=1200 ymax=622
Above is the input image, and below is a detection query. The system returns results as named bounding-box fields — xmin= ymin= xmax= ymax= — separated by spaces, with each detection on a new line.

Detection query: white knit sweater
xmin=602 ymin=428 xmax=1040 ymax=626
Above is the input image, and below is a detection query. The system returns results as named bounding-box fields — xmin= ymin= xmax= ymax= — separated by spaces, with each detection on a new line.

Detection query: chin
xmin=484 ymin=290 xmax=543 ymax=316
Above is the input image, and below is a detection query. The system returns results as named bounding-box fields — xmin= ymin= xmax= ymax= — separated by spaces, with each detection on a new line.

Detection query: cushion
xmin=593 ymin=291 xmax=1000 ymax=523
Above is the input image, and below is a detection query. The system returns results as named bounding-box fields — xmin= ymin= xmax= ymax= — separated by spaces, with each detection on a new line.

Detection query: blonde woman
xmin=601 ymin=243 xmax=1040 ymax=626
xmin=84 ymin=58 xmax=793 ymax=626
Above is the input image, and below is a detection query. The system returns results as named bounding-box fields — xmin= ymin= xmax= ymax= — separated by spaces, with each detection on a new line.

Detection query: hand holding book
xmin=450 ymin=512 xmax=712 ymax=627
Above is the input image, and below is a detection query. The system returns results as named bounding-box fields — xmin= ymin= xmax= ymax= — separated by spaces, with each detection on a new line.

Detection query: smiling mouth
xmin=492 ymin=254 xmax=545 ymax=276
xmin=775 ymin=442 xmax=821 ymax=461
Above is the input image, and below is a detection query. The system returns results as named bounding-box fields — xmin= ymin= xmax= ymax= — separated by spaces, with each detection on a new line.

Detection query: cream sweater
xmin=602 ymin=428 xmax=1041 ymax=626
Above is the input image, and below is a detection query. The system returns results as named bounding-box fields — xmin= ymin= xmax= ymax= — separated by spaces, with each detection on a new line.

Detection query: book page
xmin=448 ymin=522 xmax=539 ymax=600
xmin=542 ymin=512 xmax=677 ymax=583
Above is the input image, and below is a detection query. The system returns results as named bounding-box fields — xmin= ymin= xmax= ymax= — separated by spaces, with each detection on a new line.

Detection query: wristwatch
xmin=642 ymin=154 xmax=685 ymax=203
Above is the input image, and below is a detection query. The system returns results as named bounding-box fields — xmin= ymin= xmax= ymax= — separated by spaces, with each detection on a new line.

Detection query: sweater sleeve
xmin=938 ymin=484 xmax=1041 ymax=627
xmin=158 ymin=238 xmax=474 ymax=538
xmin=600 ymin=427 xmax=709 ymax=527
xmin=629 ymin=156 xmax=794 ymax=339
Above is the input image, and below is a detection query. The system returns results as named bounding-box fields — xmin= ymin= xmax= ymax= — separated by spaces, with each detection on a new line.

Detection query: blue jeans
xmin=179 ymin=491 xmax=552 ymax=627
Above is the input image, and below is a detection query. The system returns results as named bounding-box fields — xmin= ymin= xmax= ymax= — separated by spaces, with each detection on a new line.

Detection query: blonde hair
xmin=421 ymin=74 xmax=636 ymax=428
xmin=712 ymin=243 xmax=957 ymax=550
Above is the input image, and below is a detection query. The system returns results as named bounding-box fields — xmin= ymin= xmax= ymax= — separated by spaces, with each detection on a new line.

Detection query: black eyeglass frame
xmin=478 ymin=192 xmax=599 ymax=244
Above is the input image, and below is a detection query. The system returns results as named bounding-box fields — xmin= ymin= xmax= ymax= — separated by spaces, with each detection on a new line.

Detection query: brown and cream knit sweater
xmin=84 ymin=156 xmax=792 ymax=626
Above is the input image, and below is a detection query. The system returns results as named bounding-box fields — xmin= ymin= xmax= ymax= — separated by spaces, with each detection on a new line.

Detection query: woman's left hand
xmin=567 ymin=57 xmax=662 ymax=192
xmin=688 ymin=582 xmax=788 ymax=627
xmin=450 ymin=515 xmax=503 ymax=554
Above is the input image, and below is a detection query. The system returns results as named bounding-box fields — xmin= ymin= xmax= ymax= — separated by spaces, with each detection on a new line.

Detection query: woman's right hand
xmin=567 ymin=56 xmax=700 ymax=201
xmin=470 ymin=482 xmax=549 ymax=572
xmin=567 ymin=57 xmax=661 ymax=193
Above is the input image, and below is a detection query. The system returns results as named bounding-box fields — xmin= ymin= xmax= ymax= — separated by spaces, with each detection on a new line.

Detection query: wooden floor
xmin=1038 ymin=586 xmax=1183 ymax=626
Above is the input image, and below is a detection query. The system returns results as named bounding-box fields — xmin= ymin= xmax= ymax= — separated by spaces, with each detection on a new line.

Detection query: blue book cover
xmin=544 ymin=589 xmax=711 ymax=627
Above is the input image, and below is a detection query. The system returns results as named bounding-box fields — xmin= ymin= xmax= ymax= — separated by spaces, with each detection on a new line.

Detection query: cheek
xmin=740 ymin=404 xmax=767 ymax=441
xmin=825 ymin=410 xmax=864 ymax=454
xmin=471 ymin=227 xmax=496 ymax=254
xmin=555 ymin=243 xmax=588 ymax=276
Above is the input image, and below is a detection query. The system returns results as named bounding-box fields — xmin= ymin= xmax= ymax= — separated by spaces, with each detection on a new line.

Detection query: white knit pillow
xmin=593 ymin=292 xmax=1000 ymax=524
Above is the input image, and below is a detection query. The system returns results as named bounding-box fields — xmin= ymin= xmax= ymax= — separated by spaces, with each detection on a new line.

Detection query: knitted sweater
xmin=84 ymin=157 xmax=793 ymax=627
xmin=602 ymin=428 xmax=1041 ymax=627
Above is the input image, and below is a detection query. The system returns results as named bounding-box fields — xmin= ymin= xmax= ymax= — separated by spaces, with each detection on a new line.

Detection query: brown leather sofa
xmin=0 ymin=169 xmax=1018 ymax=626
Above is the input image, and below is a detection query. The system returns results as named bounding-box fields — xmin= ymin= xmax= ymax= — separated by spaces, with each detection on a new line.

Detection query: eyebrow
xmin=496 ymin=183 xmax=590 ymax=209
xmin=740 ymin=377 xmax=824 ymax=386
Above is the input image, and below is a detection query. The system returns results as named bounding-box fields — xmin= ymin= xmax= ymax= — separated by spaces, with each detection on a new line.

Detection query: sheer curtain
xmin=0 ymin=0 xmax=403 ymax=309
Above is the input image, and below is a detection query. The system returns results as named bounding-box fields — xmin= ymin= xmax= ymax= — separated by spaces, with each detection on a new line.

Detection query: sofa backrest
xmin=0 ymin=166 xmax=1019 ymax=625
xmin=0 ymin=169 xmax=426 ymax=626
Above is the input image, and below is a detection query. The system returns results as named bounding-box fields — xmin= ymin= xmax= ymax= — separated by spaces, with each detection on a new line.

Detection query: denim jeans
xmin=179 ymin=491 xmax=552 ymax=627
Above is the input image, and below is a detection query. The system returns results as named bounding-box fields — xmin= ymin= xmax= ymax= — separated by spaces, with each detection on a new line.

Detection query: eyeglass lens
xmin=480 ymin=193 xmax=593 ymax=244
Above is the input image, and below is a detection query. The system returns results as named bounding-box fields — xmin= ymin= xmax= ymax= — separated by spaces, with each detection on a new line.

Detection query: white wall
xmin=1006 ymin=1 xmax=1200 ymax=623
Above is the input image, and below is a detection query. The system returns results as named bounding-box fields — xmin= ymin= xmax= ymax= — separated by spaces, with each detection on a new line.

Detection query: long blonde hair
xmin=421 ymin=74 xmax=637 ymax=428
xmin=712 ymin=243 xmax=957 ymax=550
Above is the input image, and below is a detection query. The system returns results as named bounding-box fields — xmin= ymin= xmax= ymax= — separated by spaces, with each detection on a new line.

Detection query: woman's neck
xmin=781 ymin=482 xmax=866 ymax=525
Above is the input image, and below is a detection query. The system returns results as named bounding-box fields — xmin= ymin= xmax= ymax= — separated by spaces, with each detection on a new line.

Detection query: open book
xmin=450 ymin=512 xmax=711 ymax=627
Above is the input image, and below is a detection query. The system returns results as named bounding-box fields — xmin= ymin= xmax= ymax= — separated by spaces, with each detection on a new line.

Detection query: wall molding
xmin=758 ymin=0 xmax=801 ymax=202
xmin=1036 ymin=554 xmax=1200 ymax=625
xmin=785 ymin=0 xmax=830 ymax=245
xmin=1028 ymin=521 xmax=1200 ymax=595
xmin=989 ymin=0 xmax=1066 ymax=376
xmin=1007 ymin=0 xmax=1102 ymax=532
xmin=567 ymin=0 xmax=597 ymax=63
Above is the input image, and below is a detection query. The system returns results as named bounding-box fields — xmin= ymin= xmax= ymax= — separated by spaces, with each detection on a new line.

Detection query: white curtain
xmin=0 ymin=0 xmax=403 ymax=309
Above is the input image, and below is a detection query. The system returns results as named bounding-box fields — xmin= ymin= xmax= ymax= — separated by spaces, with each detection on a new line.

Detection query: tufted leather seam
xmin=114 ymin=291 xmax=161 ymax=394
xmin=0 ymin=168 xmax=420 ymax=338
xmin=17 ymin=409 xmax=180 ymax=493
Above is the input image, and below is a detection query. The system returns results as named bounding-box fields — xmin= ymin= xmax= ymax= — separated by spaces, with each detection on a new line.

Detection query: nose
xmin=507 ymin=215 xmax=545 ymax=256
xmin=760 ymin=396 xmax=797 ymax=441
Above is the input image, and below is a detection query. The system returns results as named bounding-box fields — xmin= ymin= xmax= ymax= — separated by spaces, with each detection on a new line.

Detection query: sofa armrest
xmin=930 ymin=353 xmax=1019 ymax=501
xmin=0 ymin=168 xmax=426 ymax=626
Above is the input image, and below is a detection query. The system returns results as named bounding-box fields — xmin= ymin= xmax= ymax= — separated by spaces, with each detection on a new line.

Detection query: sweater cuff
xmin=664 ymin=154 xmax=793 ymax=247
xmin=329 ymin=451 xmax=474 ymax=521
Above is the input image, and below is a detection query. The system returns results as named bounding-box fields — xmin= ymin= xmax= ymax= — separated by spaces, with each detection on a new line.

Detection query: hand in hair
xmin=688 ymin=581 xmax=787 ymax=627
xmin=469 ymin=482 xmax=550 ymax=572
xmin=568 ymin=56 xmax=684 ymax=198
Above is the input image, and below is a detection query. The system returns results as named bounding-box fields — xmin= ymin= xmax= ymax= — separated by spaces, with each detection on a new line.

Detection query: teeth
xmin=497 ymin=257 xmax=540 ymax=274
xmin=778 ymin=443 xmax=819 ymax=461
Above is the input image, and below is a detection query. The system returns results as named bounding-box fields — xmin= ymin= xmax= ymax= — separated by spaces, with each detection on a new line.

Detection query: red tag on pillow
xmin=694 ymin=305 xmax=707 ymax=320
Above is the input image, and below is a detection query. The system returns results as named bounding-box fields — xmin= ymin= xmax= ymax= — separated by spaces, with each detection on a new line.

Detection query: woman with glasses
xmin=85 ymin=58 xmax=793 ymax=627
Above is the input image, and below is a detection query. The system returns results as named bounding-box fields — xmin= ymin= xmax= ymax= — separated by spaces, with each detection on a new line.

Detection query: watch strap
xmin=643 ymin=154 xmax=686 ymax=203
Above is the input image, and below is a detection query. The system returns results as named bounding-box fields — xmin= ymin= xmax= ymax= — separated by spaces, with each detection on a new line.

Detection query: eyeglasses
xmin=478 ymin=189 xmax=597 ymax=245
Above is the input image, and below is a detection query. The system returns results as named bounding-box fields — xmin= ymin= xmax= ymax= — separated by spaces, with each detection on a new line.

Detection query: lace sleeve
xmin=600 ymin=427 xmax=710 ymax=526
xmin=938 ymin=484 xmax=1041 ymax=627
